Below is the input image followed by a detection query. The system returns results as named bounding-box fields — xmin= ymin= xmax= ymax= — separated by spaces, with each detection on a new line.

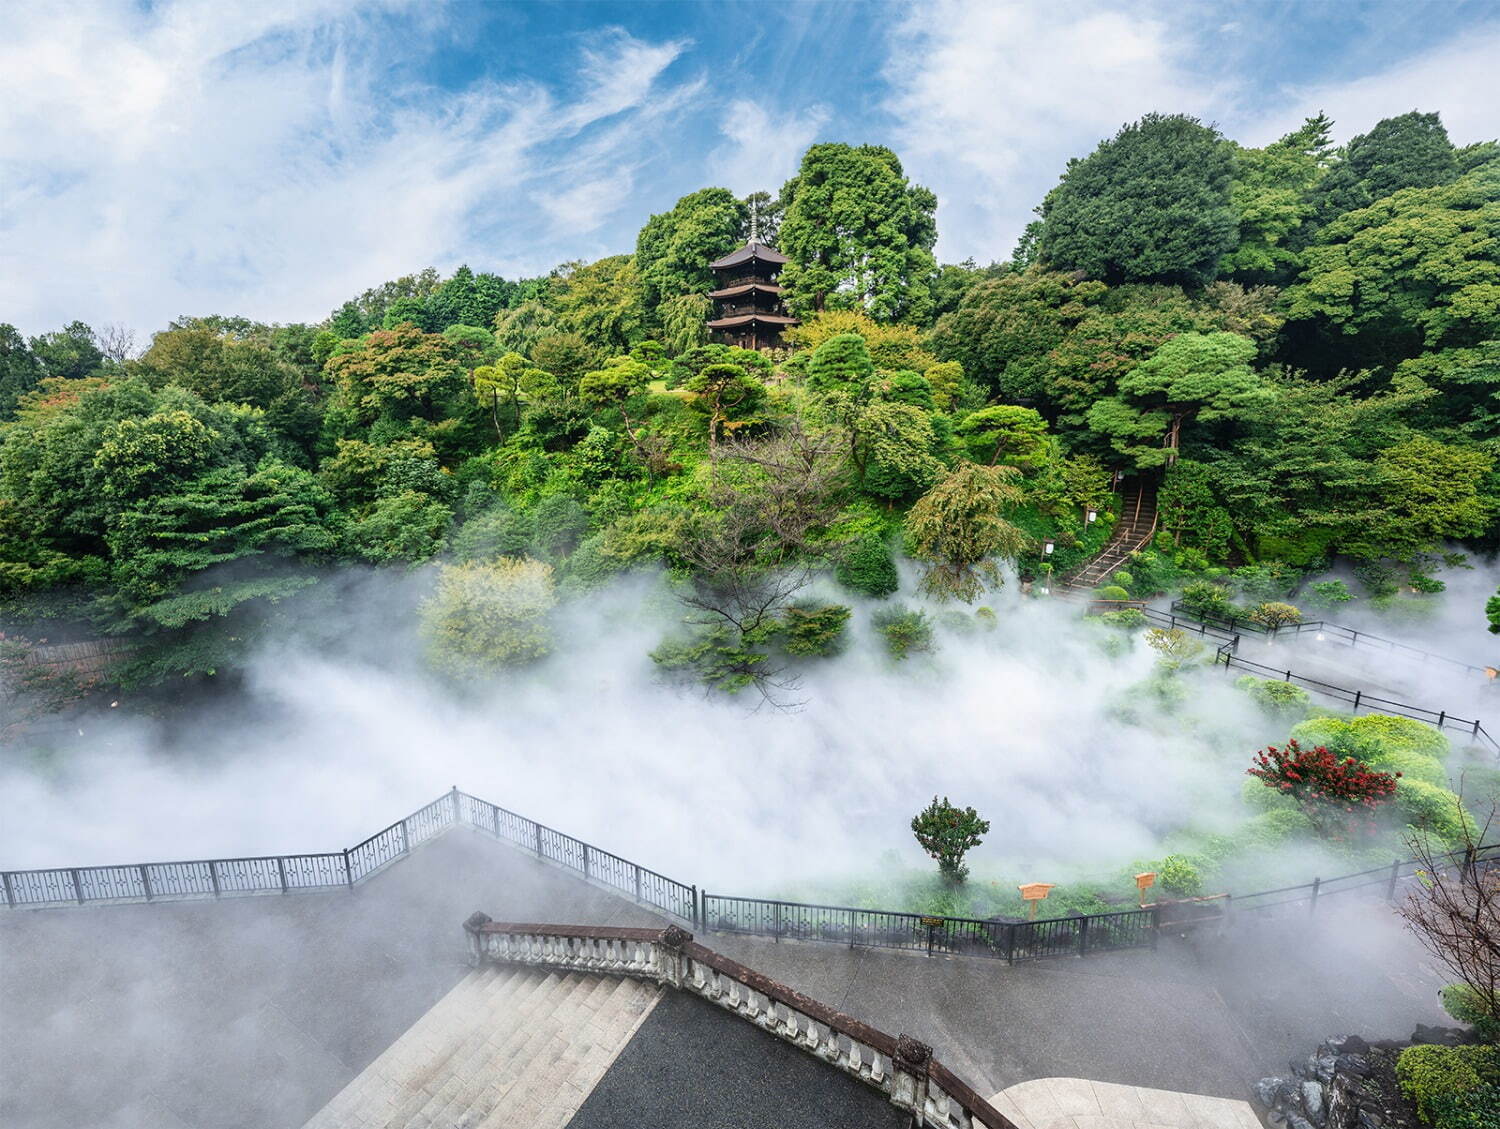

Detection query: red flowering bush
xmin=1247 ymin=738 xmax=1399 ymax=836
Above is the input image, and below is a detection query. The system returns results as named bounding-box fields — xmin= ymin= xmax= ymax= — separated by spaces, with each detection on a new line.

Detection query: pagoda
xmin=705 ymin=242 xmax=799 ymax=350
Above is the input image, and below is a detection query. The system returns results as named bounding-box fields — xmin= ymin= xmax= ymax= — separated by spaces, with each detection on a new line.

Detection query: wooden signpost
xmin=1135 ymin=871 xmax=1157 ymax=906
xmin=1018 ymin=882 xmax=1055 ymax=920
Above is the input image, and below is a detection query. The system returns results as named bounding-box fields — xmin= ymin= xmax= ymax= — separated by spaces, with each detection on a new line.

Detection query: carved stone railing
xmin=464 ymin=916 xmax=1018 ymax=1129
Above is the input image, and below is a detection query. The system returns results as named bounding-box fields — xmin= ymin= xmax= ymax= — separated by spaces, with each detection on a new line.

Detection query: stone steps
xmin=300 ymin=967 xmax=662 ymax=1129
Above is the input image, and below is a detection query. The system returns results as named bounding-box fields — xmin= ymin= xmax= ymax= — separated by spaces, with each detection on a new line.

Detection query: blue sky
xmin=2 ymin=0 xmax=1497 ymax=339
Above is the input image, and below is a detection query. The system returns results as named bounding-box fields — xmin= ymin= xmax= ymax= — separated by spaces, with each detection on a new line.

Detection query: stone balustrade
xmin=463 ymin=915 xmax=1017 ymax=1129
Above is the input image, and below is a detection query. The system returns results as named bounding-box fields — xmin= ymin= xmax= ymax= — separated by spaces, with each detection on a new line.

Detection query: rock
xmin=1291 ymin=1055 xmax=1317 ymax=1080
xmin=1335 ymin=1053 xmax=1369 ymax=1078
xmin=1289 ymin=1115 xmax=1315 ymax=1129
xmin=1302 ymin=1082 xmax=1326 ymax=1127
xmin=1267 ymin=1111 xmax=1288 ymax=1128
xmin=1412 ymin=1024 xmax=1466 ymax=1046
xmin=1356 ymin=1111 xmax=1382 ymax=1129
xmin=1315 ymin=1052 xmax=1337 ymax=1083
xmin=1332 ymin=1035 xmax=1369 ymax=1055
xmin=1256 ymin=1078 xmax=1286 ymax=1108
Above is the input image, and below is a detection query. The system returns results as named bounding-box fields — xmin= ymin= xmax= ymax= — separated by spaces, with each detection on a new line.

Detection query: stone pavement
xmin=993 ymin=1077 xmax=1262 ymax=1129
xmin=0 ymin=829 xmax=1452 ymax=1129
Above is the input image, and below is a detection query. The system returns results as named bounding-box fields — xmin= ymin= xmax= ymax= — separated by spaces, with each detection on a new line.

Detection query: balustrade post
xmin=209 ymin=860 xmax=221 ymax=898
xmin=343 ymin=849 xmax=353 ymax=890
xmin=583 ymin=843 xmax=592 ymax=880
xmin=533 ymin=821 xmax=543 ymax=857
xmin=1387 ymin=859 xmax=1402 ymax=902
xmin=140 ymin=864 xmax=152 ymax=902
xmin=1078 ymin=914 xmax=1090 ymax=956
xmin=450 ymin=785 xmax=461 ymax=825
xmin=399 ymin=818 xmax=410 ymax=855
xmin=276 ymin=856 xmax=288 ymax=894
xmin=890 ymin=1036 xmax=932 ymax=1118
xmin=71 ymin=868 xmax=84 ymax=904
xmin=490 ymin=803 xmax=501 ymax=837
xmin=3 ymin=870 xmax=14 ymax=908
xmin=1438 ymin=711 xmax=1447 ymax=729
xmin=633 ymin=865 xmax=642 ymax=903
xmin=655 ymin=925 xmax=692 ymax=988
xmin=1353 ymin=690 xmax=1362 ymax=712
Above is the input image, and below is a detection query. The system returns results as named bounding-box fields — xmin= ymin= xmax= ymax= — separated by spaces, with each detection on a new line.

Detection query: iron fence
xmin=1212 ymin=634 xmax=1499 ymax=753
xmin=699 ymin=893 xmax=1158 ymax=963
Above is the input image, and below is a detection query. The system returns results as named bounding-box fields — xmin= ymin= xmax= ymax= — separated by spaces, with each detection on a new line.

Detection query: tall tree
xmin=0 ymin=325 xmax=43 ymax=422
xmin=1034 ymin=113 xmax=1238 ymax=286
xmin=1221 ymin=114 xmax=1333 ymax=284
xmin=776 ymin=144 xmax=938 ymax=323
xmin=906 ymin=462 xmax=1029 ymax=602
xmin=1309 ymin=111 xmax=1461 ymax=232
xmin=635 ymin=188 xmax=749 ymax=318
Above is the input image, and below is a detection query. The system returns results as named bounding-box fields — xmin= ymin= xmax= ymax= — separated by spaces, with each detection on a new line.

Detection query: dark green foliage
xmin=1035 ymin=114 xmax=1238 ymax=285
xmin=806 ymin=334 xmax=875 ymax=392
xmin=911 ymin=796 xmax=990 ymax=882
xmin=636 ymin=187 xmax=749 ymax=317
xmin=1397 ymin=1044 xmax=1500 ymax=1124
xmin=780 ymin=603 xmax=852 ymax=657
xmin=836 ymin=533 xmax=900 ymax=598
xmin=1431 ymin=1085 xmax=1500 ymax=1129
xmin=873 ymin=605 xmax=933 ymax=660
xmin=1159 ymin=461 xmax=1234 ymax=558
xmin=0 ymin=324 xmax=44 ymax=422
xmin=452 ymin=506 xmax=533 ymax=562
xmin=1442 ymin=983 xmax=1500 ymax=1044
xmin=649 ymin=626 xmax=767 ymax=694
xmin=531 ymin=495 xmax=589 ymax=559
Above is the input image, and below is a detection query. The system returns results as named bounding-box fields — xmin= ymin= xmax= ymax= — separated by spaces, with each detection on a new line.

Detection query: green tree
xmin=0 ymin=324 xmax=43 ymax=421
xmin=805 ymin=333 xmax=875 ymax=392
xmin=1086 ymin=332 xmax=1268 ymax=468
xmin=635 ymin=187 xmax=749 ymax=317
xmin=1287 ymin=164 xmax=1500 ymax=363
xmin=1034 ymin=113 xmax=1237 ymax=285
xmin=421 ymin=558 xmax=557 ymax=676
xmin=1221 ymin=113 xmax=1333 ymax=283
xmin=911 ymin=796 xmax=990 ymax=882
xmin=777 ymin=143 xmax=938 ymax=322
xmin=550 ymin=256 xmax=646 ymax=351
xmin=347 ymin=490 xmax=452 ymax=564
xmin=906 ymin=462 xmax=1028 ymax=601
xmin=1309 ymin=110 xmax=1461 ymax=231
xmin=325 ymin=323 xmax=469 ymax=428
xmin=1348 ymin=435 xmax=1493 ymax=559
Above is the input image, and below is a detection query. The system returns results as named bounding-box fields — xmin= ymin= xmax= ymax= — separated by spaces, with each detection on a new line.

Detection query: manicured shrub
xmin=1112 ymin=570 xmax=1134 ymax=589
xmin=780 ymin=603 xmax=852 ymax=657
xmin=873 ymin=605 xmax=934 ymax=660
xmin=1250 ymin=601 xmax=1303 ymax=629
xmin=911 ymin=796 xmax=990 ymax=883
xmin=1159 ymin=854 xmax=1203 ymax=896
xmin=1306 ymin=579 xmax=1354 ymax=609
xmin=1396 ymin=1044 xmax=1500 ymax=1124
xmin=1179 ymin=579 xmax=1234 ymax=619
xmin=1247 ymin=739 xmax=1399 ymax=836
xmin=1395 ymin=779 xmax=1477 ymax=846
xmin=1430 ymin=1084 xmax=1500 ymax=1129
xmin=1095 ymin=584 xmax=1130 ymax=601
xmin=1099 ymin=609 xmax=1147 ymax=629
xmin=837 ymin=532 xmax=900 ymax=598
xmin=1236 ymin=676 xmax=1311 ymax=719
xmin=1442 ymin=984 xmax=1500 ymax=1044
xmin=1367 ymin=750 xmax=1449 ymax=787
xmin=1350 ymin=715 xmax=1451 ymax=761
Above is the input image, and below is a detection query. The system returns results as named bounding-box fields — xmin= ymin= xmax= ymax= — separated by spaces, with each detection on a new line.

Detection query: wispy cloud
xmin=0 ymin=3 xmax=694 ymax=336
xmin=707 ymin=99 xmax=830 ymax=196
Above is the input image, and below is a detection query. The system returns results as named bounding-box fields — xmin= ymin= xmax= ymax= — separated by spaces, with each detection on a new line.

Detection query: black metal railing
xmin=1211 ymin=634 xmax=1499 ymax=752
xmin=1171 ymin=601 xmax=1491 ymax=677
xmin=700 ymin=892 xmax=1158 ymax=963
xmin=0 ymin=788 xmax=697 ymax=923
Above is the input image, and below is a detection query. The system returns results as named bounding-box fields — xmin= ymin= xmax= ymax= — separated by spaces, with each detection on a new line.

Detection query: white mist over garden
xmin=7 ymin=559 xmax=1497 ymax=908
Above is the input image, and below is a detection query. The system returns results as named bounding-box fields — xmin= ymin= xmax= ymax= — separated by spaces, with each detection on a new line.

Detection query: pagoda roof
xmin=706 ymin=313 xmax=800 ymax=328
xmin=709 ymin=242 xmax=790 ymax=269
xmin=707 ymin=281 xmax=785 ymax=299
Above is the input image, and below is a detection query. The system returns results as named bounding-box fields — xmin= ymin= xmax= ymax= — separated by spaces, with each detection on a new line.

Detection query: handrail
xmin=1170 ymin=601 xmax=1492 ymax=677
xmin=464 ymin=918 xmax=1016 ymax=1129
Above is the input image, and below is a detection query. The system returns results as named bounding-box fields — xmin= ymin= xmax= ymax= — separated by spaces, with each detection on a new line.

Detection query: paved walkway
xmin=0 ymin=831 xmax=1451 ymax=1129
xmin=993 ymin=1078 xmax=1261 ymax=1129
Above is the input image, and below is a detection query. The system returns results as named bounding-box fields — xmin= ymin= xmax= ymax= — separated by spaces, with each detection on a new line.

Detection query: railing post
xmin=71 ymin=868 xmax=84 ymax=904
xmin=533 ymin=821 xmax=544 ymax=857
xmin=634 ymin=865 xmax=642 ymax=903
xmin=490 ymin=803 xmax=501 ymax=837
xmin=399 ymin=818 xmax=411 ymax=855
xmin=1475 ymin=719 xmax=1483 ymax=738
xmin=276 ymin=856 xmax=288 ymax=894
xmin=692 ymin=886 xmax=699 ymax=931
xmin=1438 ymin=711 xmax=1447 ymax=729
xmin=1285 ymin=669 xmax=1292 ymax=682
xmin=1 ymin=870 xmax=13 ymax=907
xmin=209 ymin=861 xmax=221 ymax=898
xmin=1078 ymin=914 xmax=1090 ymax=956
xmin=1387 ymin=859 xmax=1402 ymax=902
xmin=775 ymin=901 xmax=782 ymax=943
xmin=1353 ymin=690 xmax=1362 ymax=712
xmin=1309 ymin=877 xmax=1320 ymax=915
xmin=582 ymin=843 xmax=592 ymax=880
xmin=450 ymin=785 xmax=461 ymax=825
xmin=140 ymin=864 xmax=152 ymax=902
xmin=1007 ymin=921 xmax=1017 ymax=964
xmin=343 ymin=849 xmax=353 ymax=890
xmin=1150 ymin=904 xmax=1160 ymax=949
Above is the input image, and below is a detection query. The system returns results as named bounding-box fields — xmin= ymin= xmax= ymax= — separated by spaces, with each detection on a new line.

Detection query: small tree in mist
xmin=1246 ymin=738 xmax=1398 ymax=837
xmin=911 ymin=796 xmax=990 ymax=883
xmin=1400 ymin=803 xmax=1500 ymax=1040
xmin=420 ymin=558 xmax=557 ymax=677
xmin=905 ymin=461 xmax=1028 ymax=603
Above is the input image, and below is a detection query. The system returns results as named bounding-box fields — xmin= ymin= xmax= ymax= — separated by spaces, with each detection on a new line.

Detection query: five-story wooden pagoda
xmin=705 ymin=242 xmax=799 ymax=350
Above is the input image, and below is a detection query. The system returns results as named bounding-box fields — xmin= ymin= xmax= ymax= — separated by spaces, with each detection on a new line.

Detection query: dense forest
xmin=1 ymin=108 xmax=1497 ymax=708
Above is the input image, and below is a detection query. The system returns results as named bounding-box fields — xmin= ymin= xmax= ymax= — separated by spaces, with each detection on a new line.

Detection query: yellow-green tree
xmin=905 ymin=462 xmax=1028 ymax=602
xmin=421 ymin=558 xmax=557 ymax=677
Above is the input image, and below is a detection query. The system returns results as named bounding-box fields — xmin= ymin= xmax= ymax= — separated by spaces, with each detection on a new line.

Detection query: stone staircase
xmin=300 ymin=966 xmax=661 ymax=1129
xmin=1060 ymin=477 xmax=1158 ymax=592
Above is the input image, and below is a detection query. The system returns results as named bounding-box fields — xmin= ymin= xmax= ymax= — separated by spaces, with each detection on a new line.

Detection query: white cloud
xmin=1236 ymin=23 xmax=1500 ymax=147
xmin=882 ymin=0 xmax=1223 ymax=264
xmin=0 ymin=3 xmax=694 ymax=336
xmin=706 ymin=99 xmax=830 ymax=196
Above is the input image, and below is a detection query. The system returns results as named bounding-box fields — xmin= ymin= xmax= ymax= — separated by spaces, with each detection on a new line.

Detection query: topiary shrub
xmin=1306 ymin=579 xmax=1354 ymax=609
xmin=1099 ymin=608 xmax=1147 ymax=629
xmin=1366 ymin=750 xmax=1449 ymax=787
xmin=1431 ymin=1083 xmax=1500 ymax=1129
xmin=1112 ymin=570 xmax=1134 ymax=589
xmin=1250 ymin=601 xmax=1303 ymax=629
xmin=1236 ymin=676 xmax=1311 ymax=719
xmin=1442 ymin=984 xmax=1500 ymax=1044
xmin=1159 ymin=854 xmax=1204 ymax=896
xmin=874 ymin=606 xmax=934 ymax=660
xmin=1350 ymin=715 xmax=1451 ymax=761
xmin=1395 ymin=779 xmax=1478 ymax=846
xmin=837 ymin=532 xmax=900 ymax=598
xmin=1095 ymin=584 xmax=1130 ymax=601
xmin=1397 ymin=1044 xmax=1500 ymax=1124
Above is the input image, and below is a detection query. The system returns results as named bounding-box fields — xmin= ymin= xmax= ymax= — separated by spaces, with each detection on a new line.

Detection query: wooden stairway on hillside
xmin=1059 ymin=477 xmax=1158 ymax=591
xmin=300 ymin=967 xmax=661 ymax=1129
